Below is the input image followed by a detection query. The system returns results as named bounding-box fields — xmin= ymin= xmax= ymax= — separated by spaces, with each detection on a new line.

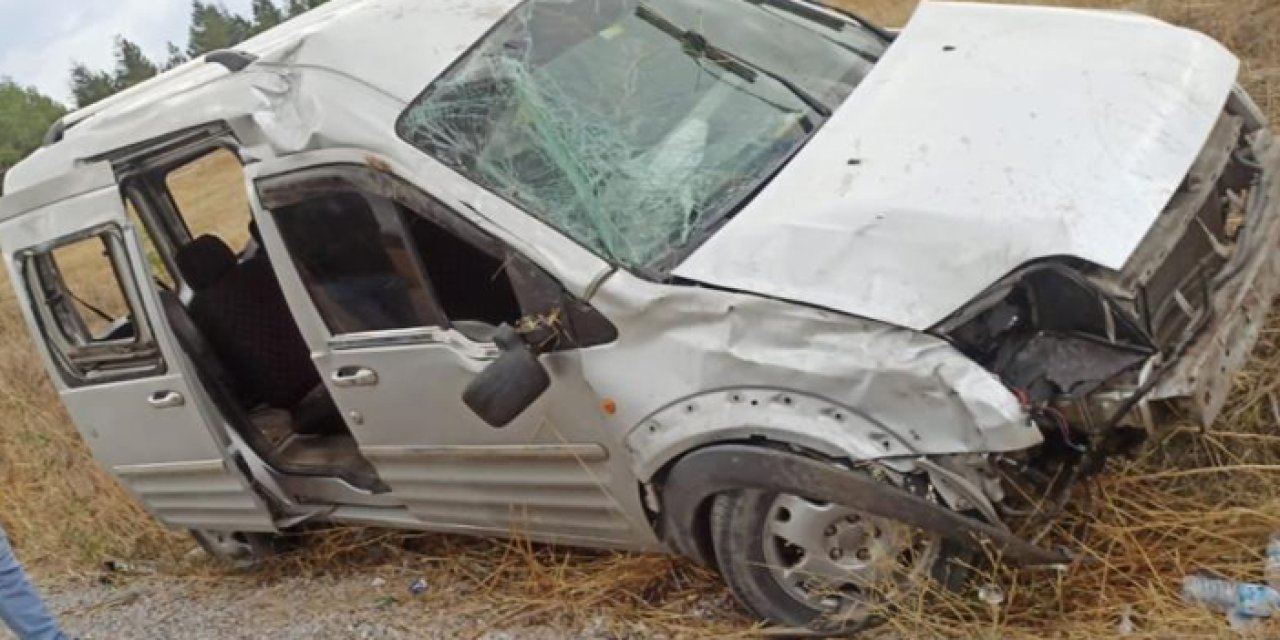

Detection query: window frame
xmin=109 ymin=129 xmax=252 ymax=295
xmin=20 ymin=223 xmax=165 ymax=386
xmin=160 ymin=145 xmax=253 ymax=246
xmin=123 ymin=189 xmax=180 ymax=289
xmin=271 ymin=185 xmax=450 ymax=336
xmin=257 ymin=164 xmax=618 ymax=351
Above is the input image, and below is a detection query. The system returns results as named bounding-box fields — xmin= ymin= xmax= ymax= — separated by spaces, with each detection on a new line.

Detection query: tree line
xmin=71 ymin=0 xmax=330 ymax=108
xmin=1 ymin=0 xmax=329 ymax=187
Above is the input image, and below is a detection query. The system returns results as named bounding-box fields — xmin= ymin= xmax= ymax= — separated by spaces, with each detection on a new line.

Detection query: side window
xmin=273 ymin=192 xmax=443 ymax=334
xmin=165 ymin=148 xmax=252 ymax=251
xmin=399 ymin=204 xmax=522 ymax=327
xmin=271 ymin=190 xmax=526 ymax=336
xmin=22 ymin=227 xmax=163 ymax=384
xmin=261 ymin=166 xmax=618 ymax=348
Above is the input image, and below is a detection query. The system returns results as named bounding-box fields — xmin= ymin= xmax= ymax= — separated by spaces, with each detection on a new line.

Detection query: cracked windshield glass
xmin=398 ymin=0 xmax=884 ymax=271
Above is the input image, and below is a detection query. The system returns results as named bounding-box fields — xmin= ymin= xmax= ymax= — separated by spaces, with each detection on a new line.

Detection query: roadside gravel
xmin=2 ymin=569 xmax=742 ymax=639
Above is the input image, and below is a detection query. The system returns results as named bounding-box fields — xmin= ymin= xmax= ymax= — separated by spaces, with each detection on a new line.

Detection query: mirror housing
xmin=463 ymin=324 xmax=551 ymax=428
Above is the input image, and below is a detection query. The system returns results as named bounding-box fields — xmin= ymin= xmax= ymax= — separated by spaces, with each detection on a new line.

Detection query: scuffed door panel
xmin=319 ymin=338 xmax=654 ymax=548
xmin=0 ymin=164 xmax=275 ymax=533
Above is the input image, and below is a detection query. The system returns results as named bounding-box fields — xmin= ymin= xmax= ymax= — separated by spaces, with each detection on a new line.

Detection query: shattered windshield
xmin=397 ymin=0 xmax=884 ymax=272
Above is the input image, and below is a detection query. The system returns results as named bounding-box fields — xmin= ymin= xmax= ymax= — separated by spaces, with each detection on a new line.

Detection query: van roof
xmin=4 ymin=0 xmax=519 ymax=194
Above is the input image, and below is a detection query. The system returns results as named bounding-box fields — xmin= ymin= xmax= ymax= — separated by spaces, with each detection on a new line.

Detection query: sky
xmin=0 ymin=0 xmax=255 ymax=105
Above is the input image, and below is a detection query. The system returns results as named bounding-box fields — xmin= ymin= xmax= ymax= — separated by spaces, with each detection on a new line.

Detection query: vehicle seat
xmin=159 ymin=289 xmax=384 ymax=490
xmin=174 ymin=235 xmax=342 ymax=435
xmin=156 ymin=289 xmax=273 ymax=453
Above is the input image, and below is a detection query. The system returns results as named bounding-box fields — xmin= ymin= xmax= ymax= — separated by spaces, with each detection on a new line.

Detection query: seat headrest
xmin=176 ymin=235 xmax=236 ymax=290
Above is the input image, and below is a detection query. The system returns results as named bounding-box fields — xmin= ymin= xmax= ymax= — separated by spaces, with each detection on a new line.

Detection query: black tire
xmin=710 ymin=488 xmax=976 ymax=634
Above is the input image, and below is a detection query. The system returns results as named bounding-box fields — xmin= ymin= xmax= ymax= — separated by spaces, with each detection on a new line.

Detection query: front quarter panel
xmin=582 ymin=272 xmax=1043 ymax=480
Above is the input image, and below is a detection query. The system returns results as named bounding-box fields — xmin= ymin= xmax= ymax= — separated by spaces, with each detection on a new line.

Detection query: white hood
xmin=674 ymin=1 xmax=1239 ymax=330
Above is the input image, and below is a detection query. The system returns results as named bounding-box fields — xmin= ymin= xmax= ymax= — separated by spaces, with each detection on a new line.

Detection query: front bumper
xmin=1150 ymin=135 xmax=1280 ymax=426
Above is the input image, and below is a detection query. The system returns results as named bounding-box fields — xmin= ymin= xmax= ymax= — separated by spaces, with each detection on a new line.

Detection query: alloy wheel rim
xmin=761 ymin=492 xmax=941 ymax=619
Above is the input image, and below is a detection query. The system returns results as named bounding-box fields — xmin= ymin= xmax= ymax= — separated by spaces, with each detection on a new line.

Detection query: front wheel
xmin=710 ymin=487 xmax=972 ymax=633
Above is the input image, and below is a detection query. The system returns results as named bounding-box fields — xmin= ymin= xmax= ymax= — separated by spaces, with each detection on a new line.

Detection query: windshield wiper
xmin=794 ymin=0 xmax=896 ymax=43
xmin=736 ymin=0 xmax=881 ymax=65
xmin=634 ymin=3 xmax=833 ymax=118
xmin=744 ymin=0 xmax=845 ymax=31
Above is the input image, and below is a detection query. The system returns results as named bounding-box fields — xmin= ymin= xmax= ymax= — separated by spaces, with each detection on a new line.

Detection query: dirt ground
xmin=18 ymin=572 xmax=735 ymax=640
xmin=1 ymin=0 xmax=1279 ymax=638
xmin=3 ymin=533 xmax=755 ymax=640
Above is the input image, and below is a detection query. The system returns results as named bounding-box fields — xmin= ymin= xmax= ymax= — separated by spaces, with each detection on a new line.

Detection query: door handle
xmin=147 ymin=390 xmax=185 ymax=409
xmin=331 ymin=367 xmax=379 ymax=388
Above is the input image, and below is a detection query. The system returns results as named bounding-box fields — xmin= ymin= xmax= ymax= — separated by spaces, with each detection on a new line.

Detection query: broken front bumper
xmin=1150 ymin=136 xmax=1280 ymax=426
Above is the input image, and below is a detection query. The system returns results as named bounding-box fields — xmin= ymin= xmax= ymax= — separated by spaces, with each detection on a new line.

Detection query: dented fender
xmin=626 ymin=388 xmax=925 ymax=481
xmin=582 ymin=272 xmax=1043 ymax=482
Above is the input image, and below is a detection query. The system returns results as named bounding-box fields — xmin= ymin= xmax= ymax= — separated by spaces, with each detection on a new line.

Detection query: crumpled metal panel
xmin=1150 ymin=144 xmax=1280 ymax=426
xmin=241 ymin=0 xmax=520 ymax=106
xmin=675 ymin=1 xmax=1239 ymax=330
xmin=583 ymin=271 xmax=1043 ymax=479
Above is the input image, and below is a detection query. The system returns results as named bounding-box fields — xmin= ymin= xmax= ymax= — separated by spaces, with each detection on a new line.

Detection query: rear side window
xmin=272 ymin=192 xmax=443 ymax=334
xmin=22 ymin=227 xmax=163 ymax=384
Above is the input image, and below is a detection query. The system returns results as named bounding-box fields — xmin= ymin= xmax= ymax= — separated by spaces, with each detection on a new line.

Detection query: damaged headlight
xmin=933 ymin=261 xmax=1157 ymax=432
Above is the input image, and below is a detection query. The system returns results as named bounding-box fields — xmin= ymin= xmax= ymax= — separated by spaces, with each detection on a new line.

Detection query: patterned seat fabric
xmin=175 ymin=235 xmax=338 ymax=434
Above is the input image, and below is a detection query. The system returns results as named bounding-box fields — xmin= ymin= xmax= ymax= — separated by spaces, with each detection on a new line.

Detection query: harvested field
xmin=1 ymin=0 xmax=1279 ymax=637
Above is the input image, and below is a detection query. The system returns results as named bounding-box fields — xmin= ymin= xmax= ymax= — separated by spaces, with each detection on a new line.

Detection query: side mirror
xmin=462 ymin=324 xmax=551 ymax=428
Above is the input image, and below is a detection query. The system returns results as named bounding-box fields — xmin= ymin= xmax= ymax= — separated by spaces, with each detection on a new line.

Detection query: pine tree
xmin=187 ymin=1 xmax=254 ymax=57
xmin=65 ymin=0 xmax=332 ymax=109
xmin=251 ymin=0 xmax=285 ymax=34
xmin=163 ymin=43 xmax=189 ymax=71
xmin=68 ymin=38 xmax=161 ymax=108
xmin=112 ymin=37 xmax=159 ymax=90
xmin=69 ymin=64 xmax=117 ymax=108
xmin=286 ymin=0 xmax=330 ymax=17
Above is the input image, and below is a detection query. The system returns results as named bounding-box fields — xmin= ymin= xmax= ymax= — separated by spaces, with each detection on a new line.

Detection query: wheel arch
xmin=627 ymin=387 xmax=924 ymax=484
xmin=628 ymin=387 xmax=914 ymax=566
xmin=627 ymin=387 xmax=1044 ymax=564
xmin=646 ymin=438 xmax=835 ymax=567
xmin=649 ymin=443 xmax=1066 ymax=568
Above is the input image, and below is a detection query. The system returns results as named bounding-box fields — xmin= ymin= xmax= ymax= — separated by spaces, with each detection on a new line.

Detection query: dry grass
xmin=0 ymin=0 xmax=1278 ymax=636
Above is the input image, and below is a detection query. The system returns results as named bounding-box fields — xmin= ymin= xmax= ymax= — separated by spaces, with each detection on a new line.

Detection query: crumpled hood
xmin=674 ymin=1 xmax=1239 ymax=331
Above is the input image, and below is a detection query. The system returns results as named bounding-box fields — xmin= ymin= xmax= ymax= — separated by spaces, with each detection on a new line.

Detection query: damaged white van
xmin=2 ymin=0 xmax=1277 ymax=632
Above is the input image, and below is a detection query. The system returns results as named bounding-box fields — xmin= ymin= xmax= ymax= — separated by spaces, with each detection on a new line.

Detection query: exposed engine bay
xmin=930 ymin=107 xmax=1275 ymax=539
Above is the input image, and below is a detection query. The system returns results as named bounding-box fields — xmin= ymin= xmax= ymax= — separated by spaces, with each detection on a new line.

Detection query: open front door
xmin=0 ymin=163 xmax=276 ymax=533
xmin=244 ymin=157 xmax=656 ymax=548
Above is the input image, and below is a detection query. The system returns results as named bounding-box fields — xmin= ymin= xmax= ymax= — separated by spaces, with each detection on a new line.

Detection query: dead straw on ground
xmin=1 ymin=0 xmax=1279 ymax=637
